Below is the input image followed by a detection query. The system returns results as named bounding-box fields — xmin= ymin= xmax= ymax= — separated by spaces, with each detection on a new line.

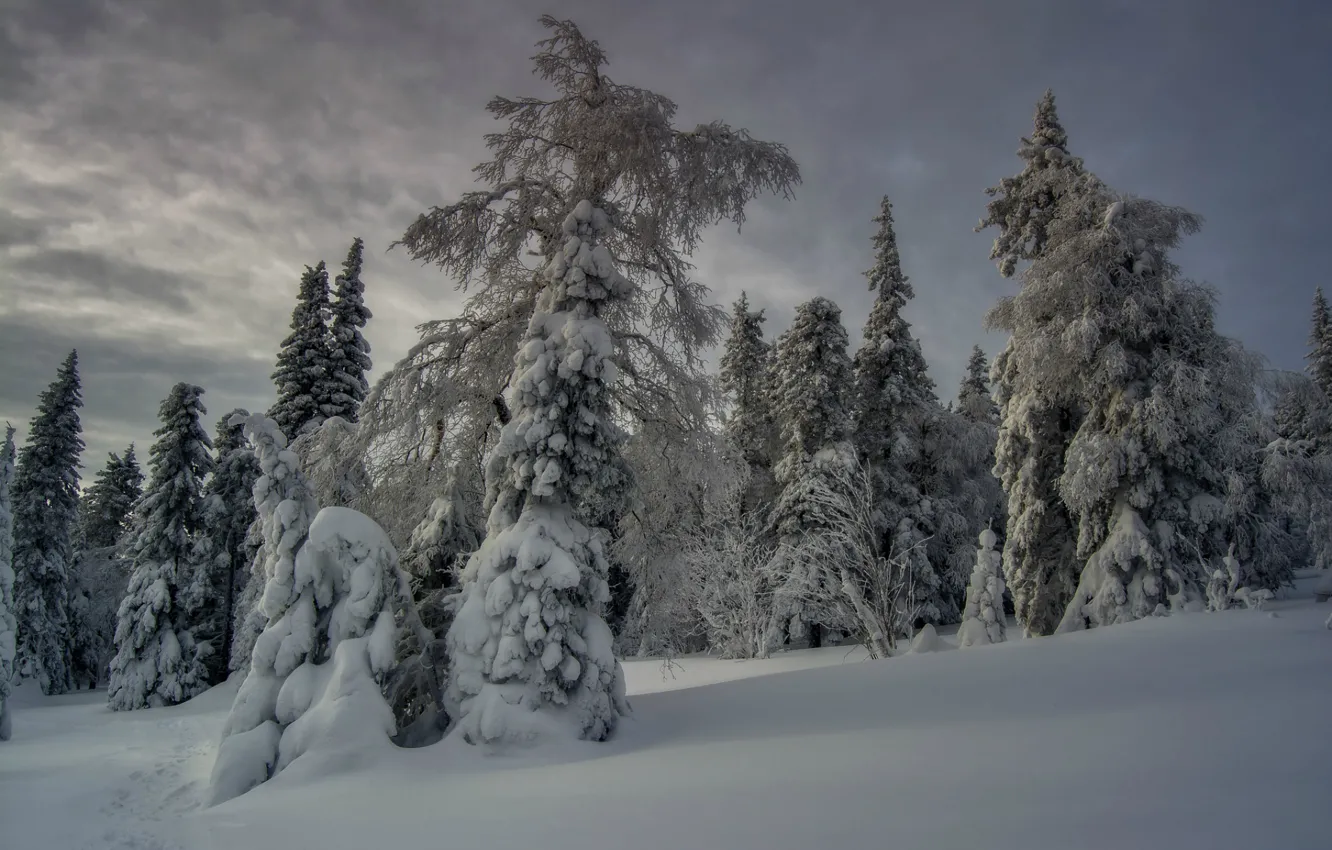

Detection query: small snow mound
xmin=909 ymin=623 xmax=940 ymax=654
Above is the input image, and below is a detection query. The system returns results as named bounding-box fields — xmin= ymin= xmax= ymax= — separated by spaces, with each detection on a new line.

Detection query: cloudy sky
xmin=2 ymin=0 xmax=1329 ymax=478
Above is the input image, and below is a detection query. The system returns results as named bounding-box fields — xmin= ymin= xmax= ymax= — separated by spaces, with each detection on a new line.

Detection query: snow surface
xmin=3 ymin=586 xmax=1331 ymax=850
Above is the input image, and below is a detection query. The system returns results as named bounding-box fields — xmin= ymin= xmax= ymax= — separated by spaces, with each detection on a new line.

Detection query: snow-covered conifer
xmin=982 ymin=93 xmax=1096 ymax=636
xmin=188 ymin=410 xmax=261 ymax=684
xmin=211 ymin=415 xmax=413 ymax=803
xmin=326 ymin=237 xmax=373 ymax=423
xmin=957 ymin=346 xmax=999 ymax=425
xmin=850 ymin=197 xmax=944 ymax=625
xmin=403 ymin=464 xmax=482 ymax=595
xmin=107 ymin=383 xmax=214 ymax=710
xmin=957 ymin=527 xmax=1006 ymax=647
xmin=1308 ymin=288 xmax=1332 ymax=397
xmin=720 ymin=292 xmax=778 ymax=512
xmin=12 ymin=350 xmax=84 ymax=695
xmin=446 ymin=200 xmax=632 ymax=745
xmin=1 ymin=425 xmax=18 ymax=739
xmin=770 ymin=296 xmax=858 ymax=647
xmin=391 ymin=17 xmax=798 ymax=665
xmin=69 ymin=447 xmax=143 ymax=689
xmin=269 ymin=261 xmax=337 ymax=439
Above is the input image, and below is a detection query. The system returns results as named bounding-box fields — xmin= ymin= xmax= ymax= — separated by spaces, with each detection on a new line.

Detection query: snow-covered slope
xmin=2 ymin=598 xmax=1330 ymax=850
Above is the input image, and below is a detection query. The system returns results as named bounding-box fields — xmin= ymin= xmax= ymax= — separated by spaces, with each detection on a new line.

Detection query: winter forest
xmin=3 ymin=15 xmax=1331 ymax=850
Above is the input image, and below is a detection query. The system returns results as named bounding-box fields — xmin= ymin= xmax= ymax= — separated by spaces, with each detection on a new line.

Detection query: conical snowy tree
xmin=850 ymin=197 xmax=942 ymax=625
xmin=957 ymin=346 xmax=999 ymax=425
xmin=981 ymin=91 xmax=1099 ymax=636
xmin=69 ymin=447 xmax=143 ymax=689
xmin=446 ymin=200 xmax=632 ymax=745
xmin=327 ymin=237 xmax=373 ymax=423
xmin=770 ymin=296 xmax=858 ymax=647
xmin=1005 ymin=184 xmax=1240 ymax=631
xmin=269 ymin=261 xmax=337 ymax=439
xmin=719 ymin=292 xmax=778 ymax=513
xmin=188 ymin=410 xmax=261 ymax=684
xmin=1308 ymin=288 xmax=1332 ymax=398
xmin=1 ymin=426 xmax=18 ymax=740
xmin=11 ymin=350 xmax=84 ymax=694
xmin=957 ymin=527 xmax=1006 ymax=648
xmin=107 ymin=383 xmax=214 ymax=710
xmin=403 ymin=463 xmax=482 ymax=596
xmin=210 ymin=414 xmax=414 ymax=805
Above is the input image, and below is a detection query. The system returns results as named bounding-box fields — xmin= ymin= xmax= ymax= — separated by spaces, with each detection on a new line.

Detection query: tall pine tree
xmin=719 ymin=292 xmax=778 ymax=513
xmin=269 ymin=261 xmax=337 ymax=439
xmin=850 ymin=196 xmax=942 ymax=625
xmin=327 ymin=237 xmax=373 ymax=423
xmin=12 ymin=350 xmax=84 ymax=694
xmin=188 ymin=410 xmax=261 ymax=685
xmin=108 ymin=383 xmax=214 ymax=710
xmin=981 ymin=91 xmax=1099 ymax=636
xmin=770 ymin=296 xmax=857 ymax=647
xmin=1307 ymin=288 xmax=1332 ymax=398
xmin=1 ymin=425 xmax=18 ymax=739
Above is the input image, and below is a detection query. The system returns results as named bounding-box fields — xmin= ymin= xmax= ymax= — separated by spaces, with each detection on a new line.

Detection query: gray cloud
xmin=1 ymin=0 xmax=1329 ymax=471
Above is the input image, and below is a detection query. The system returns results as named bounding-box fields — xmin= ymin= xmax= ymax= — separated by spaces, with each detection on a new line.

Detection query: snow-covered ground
xmin=3 ymin=593 xmax=1330 ymax=850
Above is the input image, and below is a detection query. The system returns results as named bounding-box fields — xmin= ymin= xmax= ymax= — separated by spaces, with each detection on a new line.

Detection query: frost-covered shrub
xmin=958 ymin=528 xmax=1006 ymax=648
xmin=684 ymin=509 xmax=778 ymax=660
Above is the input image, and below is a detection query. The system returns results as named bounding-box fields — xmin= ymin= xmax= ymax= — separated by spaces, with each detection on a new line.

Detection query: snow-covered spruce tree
xmin=269 ymin=261 xmax=337 ymax=440
xmin=188 ymin=411 xmax=261 ymax=684
xmin=954 ymin=347 xmax=1007 ymax=551
xmin=446 ymin=200 xmax=632 ymax=745
xmin=958 ymin=527 xmax=1006 ymax=647
xmin=1 ymin=425 xmax=18 ymax=740
xmin=850 ymin=197 xmax=943 ymax=626
xmin=720 ymin=292 xmax=779 ymax=513
xmin=107 ymin=383 xmax=214 ymax=710
xmin=11 ymin=350 xmax=84 ymax=694
xmin=1020 ymin=188 xmax=1239 ymax=630
xmin=393 ymin=17 xmax=799 ymax=660
xmin=1307 ymin=288 xmax=1332 ymax=398
xmin=957 ymin=346 xmax=999 ymax=425
xmin=326 ymin=237 xmax=373 ymax=424
xmin=770 ymin=296 xmax=858 ymax=648
xmin=211 ymin=414 xmax=415 ymax=804
xmin=69 ymin=447 xmax=144 ymax=689
xmin=980 ymin=91 xmax=1099 ymax=636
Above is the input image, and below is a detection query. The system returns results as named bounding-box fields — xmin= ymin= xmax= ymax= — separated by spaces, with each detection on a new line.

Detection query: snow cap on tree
xmin=327 ymin=237 xmax=373 ymax=423
xmin=1 ymin=424 xmax=18 ymax=739
xmin=107 ymin=383 xmax=214 ymax=710
xmin=11 ymin=349 xmax=83 ymax=695
xmin=269 ymin=261 xmax=337 ymax=439
xmin=447 ymin=199 xmax=632 ymax=746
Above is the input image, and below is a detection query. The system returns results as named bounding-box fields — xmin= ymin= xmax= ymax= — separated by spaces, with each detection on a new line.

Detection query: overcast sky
xmin=2 ymin=0 xmax=1329 ymax=480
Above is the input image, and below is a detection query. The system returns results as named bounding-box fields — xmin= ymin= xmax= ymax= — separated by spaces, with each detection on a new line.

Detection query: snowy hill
xmin=3 ymin=599 xmax=1330 ymax=850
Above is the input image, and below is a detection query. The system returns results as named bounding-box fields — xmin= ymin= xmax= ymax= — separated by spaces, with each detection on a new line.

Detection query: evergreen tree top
xmin=79 ymin=448 xmax=143 ymax=550
xmin=131 ymin=383 xmax=214 ymax=566
xmin=774 ymin=296 xmax=854 ymax=452
xmin=1030 ymin=89 xmax=1068 ymax=152
xmin=213 ymin=409 xmax=251 ymax=458
xmin=957 ymin=345 xmax=999 ymax=424
xmin=14 ymin=349 xmax=84 ymax=510
xmin=1307 ymin=288 xmax=1332 ymax=396
xmin=865 ymin=195 xmax=912 ymax=304
xmin=978 ymin=90 xmax=1098 ymax=278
